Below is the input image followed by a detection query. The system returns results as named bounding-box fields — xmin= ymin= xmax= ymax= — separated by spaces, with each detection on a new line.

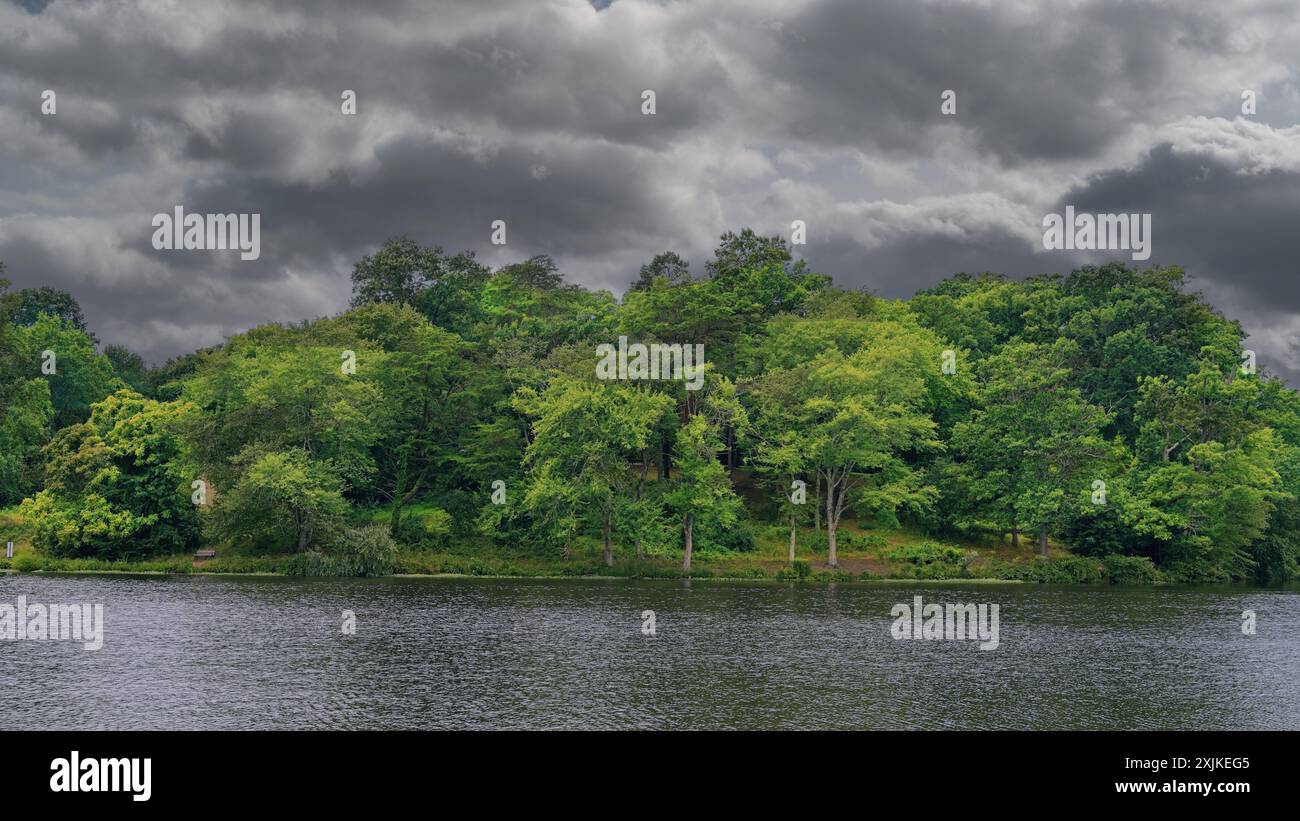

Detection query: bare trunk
xmin=603 ymin=516 xmax=614 ymax=567
xmin=788 ymin=511 xmax=797 ymax=563
xmin=1038 ymin=525 xmax=1048 ymax=556
xmin=814 ymin=474 xmax=821 ymax=531
xmin=682 ymin=513 xmax=694 ymax=572
xmin=635 ymin=453 xmax=648 ymax=558
xmin=661 ymin=431 xmax=672 ymax=480
xmin=825 ymin=484 xmax=838 ymax=568
xmin=1011 ymin=514 xmax=1019 ymax=549
xmin=297 ymin=522 xmax=309 ymax=552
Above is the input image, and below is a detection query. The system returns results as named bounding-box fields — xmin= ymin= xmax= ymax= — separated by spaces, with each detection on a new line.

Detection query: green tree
xmin=18 ymin=314 xmax=121 ymax=429
xmin=209 ymin=448 xmax=349 ymax=551
xmin=629 ymin=251 xmax=691 ymax=293
xmin=513 ymin=377 xmax=673 ymax=565
xmin=6 ymin=286 xmax=91 ymax=335
xmin=951 ymin=340 xmax=1114 ymax=554
xmin=21 ymin=390 xmax=199 ymax=559
xmin=666 ymin=414 xmax=741 ymax=571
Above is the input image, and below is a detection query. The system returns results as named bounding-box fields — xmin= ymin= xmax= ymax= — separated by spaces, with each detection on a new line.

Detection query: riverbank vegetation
xmin=2 ymin=233 xmax=1297 ymax=583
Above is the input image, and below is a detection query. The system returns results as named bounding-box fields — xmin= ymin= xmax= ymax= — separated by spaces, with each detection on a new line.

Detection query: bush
xmin=995 ymin=555 xmax=1107 ymax=584
xmin=1101 ymin=554 xmax=1162 ymax=585
xmin=286 ymin=525 xmax=399 ymax=577
xmin=391 ymin=507 xmax=453 ymax=548
xmin=695 ymin=515 xmax=757 ymax=553
xmin=812 ymin=569 xmax=854 ymax=582
xmin=12 ymin=552 xmax=42 ymax=572
xmin=857 ymin=533 xmax=888 ymax=550
xmin=774 ymin=561 xmax=806 ymax=579
xmin=887 ymin=542 xmax=965 ymax=565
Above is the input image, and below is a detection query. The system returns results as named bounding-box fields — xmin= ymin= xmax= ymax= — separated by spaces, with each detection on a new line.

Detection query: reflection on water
xmin=2 ymin=574 xmax=1297 ymax=729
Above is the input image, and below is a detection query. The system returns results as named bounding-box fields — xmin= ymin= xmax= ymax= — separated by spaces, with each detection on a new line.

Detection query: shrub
xmin=12 ymin=552 xmax=42 ymax=572
xmin=1101 ymin=554 xmax=1162 ymax=585
xmin=998 ymin=555 xmax=1107 ymax=584
xmin=286 ymin=525 xmax=399 ymax=577
xmin=887 ymin=542 xmax=965 ymax=565
xmin=696 ymin=516 xmax=757 ymax=553
xmin=857 ymin=533 xmax=888 ymax=550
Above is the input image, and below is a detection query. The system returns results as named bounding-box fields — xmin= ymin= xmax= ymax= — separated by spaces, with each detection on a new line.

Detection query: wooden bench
xmin=193 ymin=550 xmax=217 ymax=559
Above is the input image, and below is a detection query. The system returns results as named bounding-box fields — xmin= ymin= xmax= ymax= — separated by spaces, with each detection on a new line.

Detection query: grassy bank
xmin=0 ymin=506 xmax=1163 ymax=584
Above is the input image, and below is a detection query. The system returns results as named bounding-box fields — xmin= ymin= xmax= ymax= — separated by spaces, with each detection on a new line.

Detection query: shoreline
xmin=4 ymin=566 xmax=1274 ymax=587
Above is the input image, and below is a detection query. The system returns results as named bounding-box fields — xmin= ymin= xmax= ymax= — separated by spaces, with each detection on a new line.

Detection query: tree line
xmin=1 ymin=232 xmax=1297 ymax=582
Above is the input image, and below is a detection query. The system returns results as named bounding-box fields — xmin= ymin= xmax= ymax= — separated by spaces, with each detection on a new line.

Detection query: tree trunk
xmin=825 ymin=486 xmax=838 ymax=568
xmin=1011 ymin=514 xmax=1019 ymax=549
xmin=297 ymin=522 xmax=309 ymax=552
xmin=789 ymin=511 xmax=797 ymax=563
xmin=390 ymin=460 xmax=407 ymax=538
xmin=1038 ymin=525 xmax=1049 ymax=556
xmin=603 ymin=516 xmax=614 ymax=567
xmin=636 ymin=453 xmax=648 ymax=558
xmin=661 ymin=431 xmax=672 ymax=480
xmin=814 ymin=474 xmax=821 ymax=531
xmin=682 ymin=513 xmax=693 ymax=572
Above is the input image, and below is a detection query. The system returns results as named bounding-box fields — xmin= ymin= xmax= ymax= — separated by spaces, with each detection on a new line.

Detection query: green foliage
xmin=782 ymin=559 xmax=812 ymax=579
xmin=208 ymin=448 xmax=349 ymax=551
xmin=17 ymin=314 xmax=122 ymax=428
xmin=286 ymin=525 xmax=399 ymax=577
xmin=20 ymin=391 xmax=199 ymax=559
xmin=887 ymin=542 xmax=965 ymax=565
xmin=1101 ymin=554 xmax=1162 ymax=585
xmin=4 ymin=246 xmax=1299 ymax=583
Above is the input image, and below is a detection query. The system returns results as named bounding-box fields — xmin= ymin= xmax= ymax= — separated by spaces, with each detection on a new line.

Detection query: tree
xmin=666 ymin=414 xmax=741 ymax=571
xmin=951 ymin=340 xmax=1114 ymax=554
xmin=17 ymin=314 xmax=121 ymax=429
xmin=20 ymin=391 xmax=200 ymax=559
xmin=209 ymin=448 xmax=349 ymax=551
xmin=514 ymin=377 xmax=673 ymax=565
xmin=0 ymin=377 xmax=52 ymax=505
xmin=349 ymin=236 xmax=490 ymax=337
xmin=629 ymin=251 xmax=691 ymax=293
xmin=105 ymin=344 xmax=152 ymax=395
xmin=0 ymin=278 xmax=55 ymax=504
xmin=6 ymin=286 xmax=91 ymax=335
xmin=181 ymin=341 xmax=385 ymax=493
xmin=800 ymin=346 xmax=940 ymax=567
xmin=498 ymin=255 xmax=565 ymax=292
xmin=330 ymin=303 xmax=463 ymax=537
xmin=748 ymin=367 xmax=810 ymax=563
xmin=1122 ymin=363 xmax=1286 ymax=578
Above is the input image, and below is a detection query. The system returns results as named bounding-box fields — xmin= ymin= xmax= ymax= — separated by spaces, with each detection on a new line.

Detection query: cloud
xmin=0 ymin=0 xmax=1295 ymax=384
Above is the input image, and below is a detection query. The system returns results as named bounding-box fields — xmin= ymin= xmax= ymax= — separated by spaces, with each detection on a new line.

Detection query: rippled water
xmin=1 ymin=573 xmax=1297 ymax=729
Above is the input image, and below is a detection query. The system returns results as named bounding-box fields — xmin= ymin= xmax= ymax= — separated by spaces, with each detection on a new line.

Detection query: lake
xmin=2 ymin=573 xmax=1297 ymax=730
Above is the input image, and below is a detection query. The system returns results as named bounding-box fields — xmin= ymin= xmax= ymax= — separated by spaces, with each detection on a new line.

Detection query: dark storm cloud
xmin=743 ymin=0 xmax=1264 ymax=163
xmin=800 ymin=228 xmax=1055 ymax=300
xmin=0 ymin=0 xmax=1296 ymax=380
xmin=1059 ymin=140 xmax=1300 ymax=383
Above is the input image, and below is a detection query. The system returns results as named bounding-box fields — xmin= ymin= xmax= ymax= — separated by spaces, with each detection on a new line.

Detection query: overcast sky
xmin=1 ymin=0 xmax=1298 ymax=382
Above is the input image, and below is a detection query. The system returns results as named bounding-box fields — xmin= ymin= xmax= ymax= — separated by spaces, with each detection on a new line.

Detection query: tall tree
xmin=514 ymin=377 xmax=673 ymax=565
xmin=666 ymin=414 xmax=741 ymax=571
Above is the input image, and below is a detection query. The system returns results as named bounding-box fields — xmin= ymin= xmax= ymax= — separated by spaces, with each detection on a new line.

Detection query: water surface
xmin=2 ymin=574 xmax=1296 ymax=729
